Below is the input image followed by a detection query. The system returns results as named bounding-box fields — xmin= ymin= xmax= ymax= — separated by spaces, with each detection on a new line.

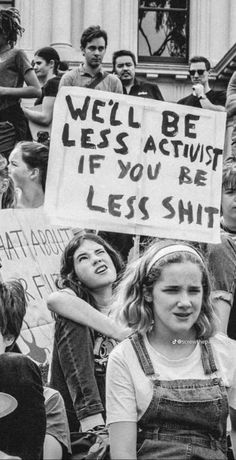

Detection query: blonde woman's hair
xmin=116 ymin=240 xmax=217 ymax=339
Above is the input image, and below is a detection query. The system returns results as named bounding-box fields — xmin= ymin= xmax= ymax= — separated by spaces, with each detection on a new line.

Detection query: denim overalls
xmin=130 ymin=333 xmax=229 ymax=460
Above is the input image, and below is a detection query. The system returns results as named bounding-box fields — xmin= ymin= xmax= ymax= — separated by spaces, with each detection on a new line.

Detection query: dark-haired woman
xmin=23 ymin=46 xmax=61 ymax=131
xmin=48 ymin=232 xmax=129 ymax=433
xmin=0 ymin=8 xmax=41 ymax=146
xmin=8 ymin=141 xmax=48 ymax=208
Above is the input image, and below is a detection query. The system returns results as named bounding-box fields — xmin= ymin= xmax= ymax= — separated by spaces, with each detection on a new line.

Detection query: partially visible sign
xmin=0 ymin=208 xmax=73 ymax=365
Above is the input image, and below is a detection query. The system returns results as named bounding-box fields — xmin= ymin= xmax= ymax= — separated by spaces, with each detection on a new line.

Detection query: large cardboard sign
xmin=0 ymin=208 xmax=73 ymax=365
xmin=45 ymin=87 xmax=226 ymax=243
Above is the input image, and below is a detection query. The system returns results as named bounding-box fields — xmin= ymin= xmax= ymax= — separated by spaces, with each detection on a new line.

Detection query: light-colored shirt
xmin=59 ymin=64 xmax=123 ymax=93
xmin=106 ymin=332 xmax=236 ymax=425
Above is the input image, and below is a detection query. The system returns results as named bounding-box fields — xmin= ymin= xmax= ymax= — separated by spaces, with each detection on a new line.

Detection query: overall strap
xmin=200 ymin=340 xmax=218 ymax=375
xmin=85 ymin=71 xmax=108 ymax=89
xmin=129 ymin=333 xmax=155 ymax=376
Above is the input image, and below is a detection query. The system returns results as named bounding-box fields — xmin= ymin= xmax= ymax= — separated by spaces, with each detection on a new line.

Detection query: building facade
xmin=3 ymin=0 xmax=236 ymax=102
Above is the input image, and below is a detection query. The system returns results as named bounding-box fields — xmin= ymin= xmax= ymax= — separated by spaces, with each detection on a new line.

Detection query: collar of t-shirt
xmin=123 ymin=77 xmax=140 ymax=95
xmin=220 ymin=216 xmax=236 ymax=235
xmin=79 ymin=63 xmax=104 ymax=78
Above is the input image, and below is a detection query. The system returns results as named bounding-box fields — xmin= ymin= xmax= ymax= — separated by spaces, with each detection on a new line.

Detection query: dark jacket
xmin=123 ymin=77 xmax=164 ymax=101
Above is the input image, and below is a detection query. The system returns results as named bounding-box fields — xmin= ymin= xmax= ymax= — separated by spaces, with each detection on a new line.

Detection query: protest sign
xmin=0 ymin=208 xmax=72 ymax=365
xmin=45 ymin=87 xmax=226 ymax=243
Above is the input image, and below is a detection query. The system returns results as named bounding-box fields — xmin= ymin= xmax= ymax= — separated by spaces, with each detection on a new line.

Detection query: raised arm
xmin=47 ymin=290 xmax=130 ymax=342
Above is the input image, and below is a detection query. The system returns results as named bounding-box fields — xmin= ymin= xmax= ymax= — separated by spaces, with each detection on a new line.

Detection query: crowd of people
xmin=1 ymin=5 xmax=236 ymax=460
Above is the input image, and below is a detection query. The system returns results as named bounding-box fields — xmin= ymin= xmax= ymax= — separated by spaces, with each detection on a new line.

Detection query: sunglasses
xmin=189 ymin=69 xmax=205 ymax=76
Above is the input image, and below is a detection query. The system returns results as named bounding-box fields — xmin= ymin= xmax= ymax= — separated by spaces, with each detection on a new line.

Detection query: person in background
xmin=0 ymin=279 xmax=46 ymax=460
xmin=112 ymin=49 xmax=164 ymax=100
xmin=0 ymin=8 xmax=41 ymax=144
xmin=0 ymin=155 xmax=15 ymax=208
xmin=59 ymin=25 xmax=124 ymax=258
xmin=59 ymin=25 xmax=122 ymax=93
xmin=8 ymin=141 xmax=48 ymax=209
xmin=23 ymin=47 xmax=60 ymax=129
xmin=33 ymin=47 xmax=59 ymax=89
xmin=178 ymin=56 xmax=226 ymax=111
xmin=48 ymin=232 xmax=128 ymax=433
xmin=207 ymin=156 xmax=236 ymax=340
xmin=226 ymin=71 xmax=236 ymax=155
xmin=43 ymin=386 xmax=71 ymax=460
xmin=0 ymin=276 xmax=71 ymax=460
xmin=106 ymin=240 xmax=236 ymax=460
xmin=104 ymin=49 xmax=164 ymax=260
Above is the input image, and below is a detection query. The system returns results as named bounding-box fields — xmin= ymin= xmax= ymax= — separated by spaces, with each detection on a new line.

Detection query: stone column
xmin=209 ymin=0 xmax=228 ymax=66
xmin=103 ymin=0 xmax=121 ymax=63
xmin=229 ymin=0 xmax=236 ymax=47
xmin=189 ymin=0 xmax=211 ymax=59
xmin=103 ymin=0 xmax=138 ymax=63
xmin=120 ymin=0 xmax=138 ymax=53
xmin=83 ymin=0 xmax=102 ymax=26
xmin=51 ymin=0 xmax=79 ymax=61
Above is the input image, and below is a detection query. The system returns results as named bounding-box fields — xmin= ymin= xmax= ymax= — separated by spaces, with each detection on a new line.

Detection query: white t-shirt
xmin=106 ymin=332 xmax=236 ymax=425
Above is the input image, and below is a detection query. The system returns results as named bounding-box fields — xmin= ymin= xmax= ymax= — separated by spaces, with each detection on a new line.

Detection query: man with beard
xmin=59 ymin=25 xmax=122 ymax=93
xmin=112 ymin=49 xmax=163 ymax=100
xmin=178 ymin=55 xmax=226 ymax=111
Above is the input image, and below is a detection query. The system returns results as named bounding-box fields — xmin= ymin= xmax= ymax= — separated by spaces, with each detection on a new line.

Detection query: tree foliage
xmin=139 ymin=0 xmax=187 ymax=58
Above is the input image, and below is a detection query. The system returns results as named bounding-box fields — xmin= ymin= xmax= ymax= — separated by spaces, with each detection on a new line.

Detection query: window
xmin=138 ymin=0 xmax=189 ymax=63
xmin=0 ymin=1 xmax=15 ymax=8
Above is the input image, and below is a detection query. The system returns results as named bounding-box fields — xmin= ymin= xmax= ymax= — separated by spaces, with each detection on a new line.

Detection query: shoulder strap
xmin=129 ymin=332 xmax=155 ymax=376
xmin=200 ymin=340 xmax=218 ymax=375
xmin=85 ymin=71 xmax=109 ymax=90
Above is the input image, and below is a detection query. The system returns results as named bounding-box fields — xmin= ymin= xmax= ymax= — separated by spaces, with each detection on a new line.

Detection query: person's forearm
xmin=109 ymin=423 xmax=137 ymax=460
xmin=0 ymin=86 xmax=41 ymax=98
xmin=47 ymin=292 xmax=129 ymax=341
xmin=199 ymin=97 xmax=225 ymax=112
xmin=23 ymin=107 xmax=50 ymax=126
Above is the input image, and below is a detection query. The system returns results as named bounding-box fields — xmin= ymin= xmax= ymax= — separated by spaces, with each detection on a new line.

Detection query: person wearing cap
xmin=112 ymin=49 xmax=164 ymax=100
xmin=23 ymin=46 xmax=61 ymax=135
xmin=178 ymin=56 xmax=226 ymax=111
